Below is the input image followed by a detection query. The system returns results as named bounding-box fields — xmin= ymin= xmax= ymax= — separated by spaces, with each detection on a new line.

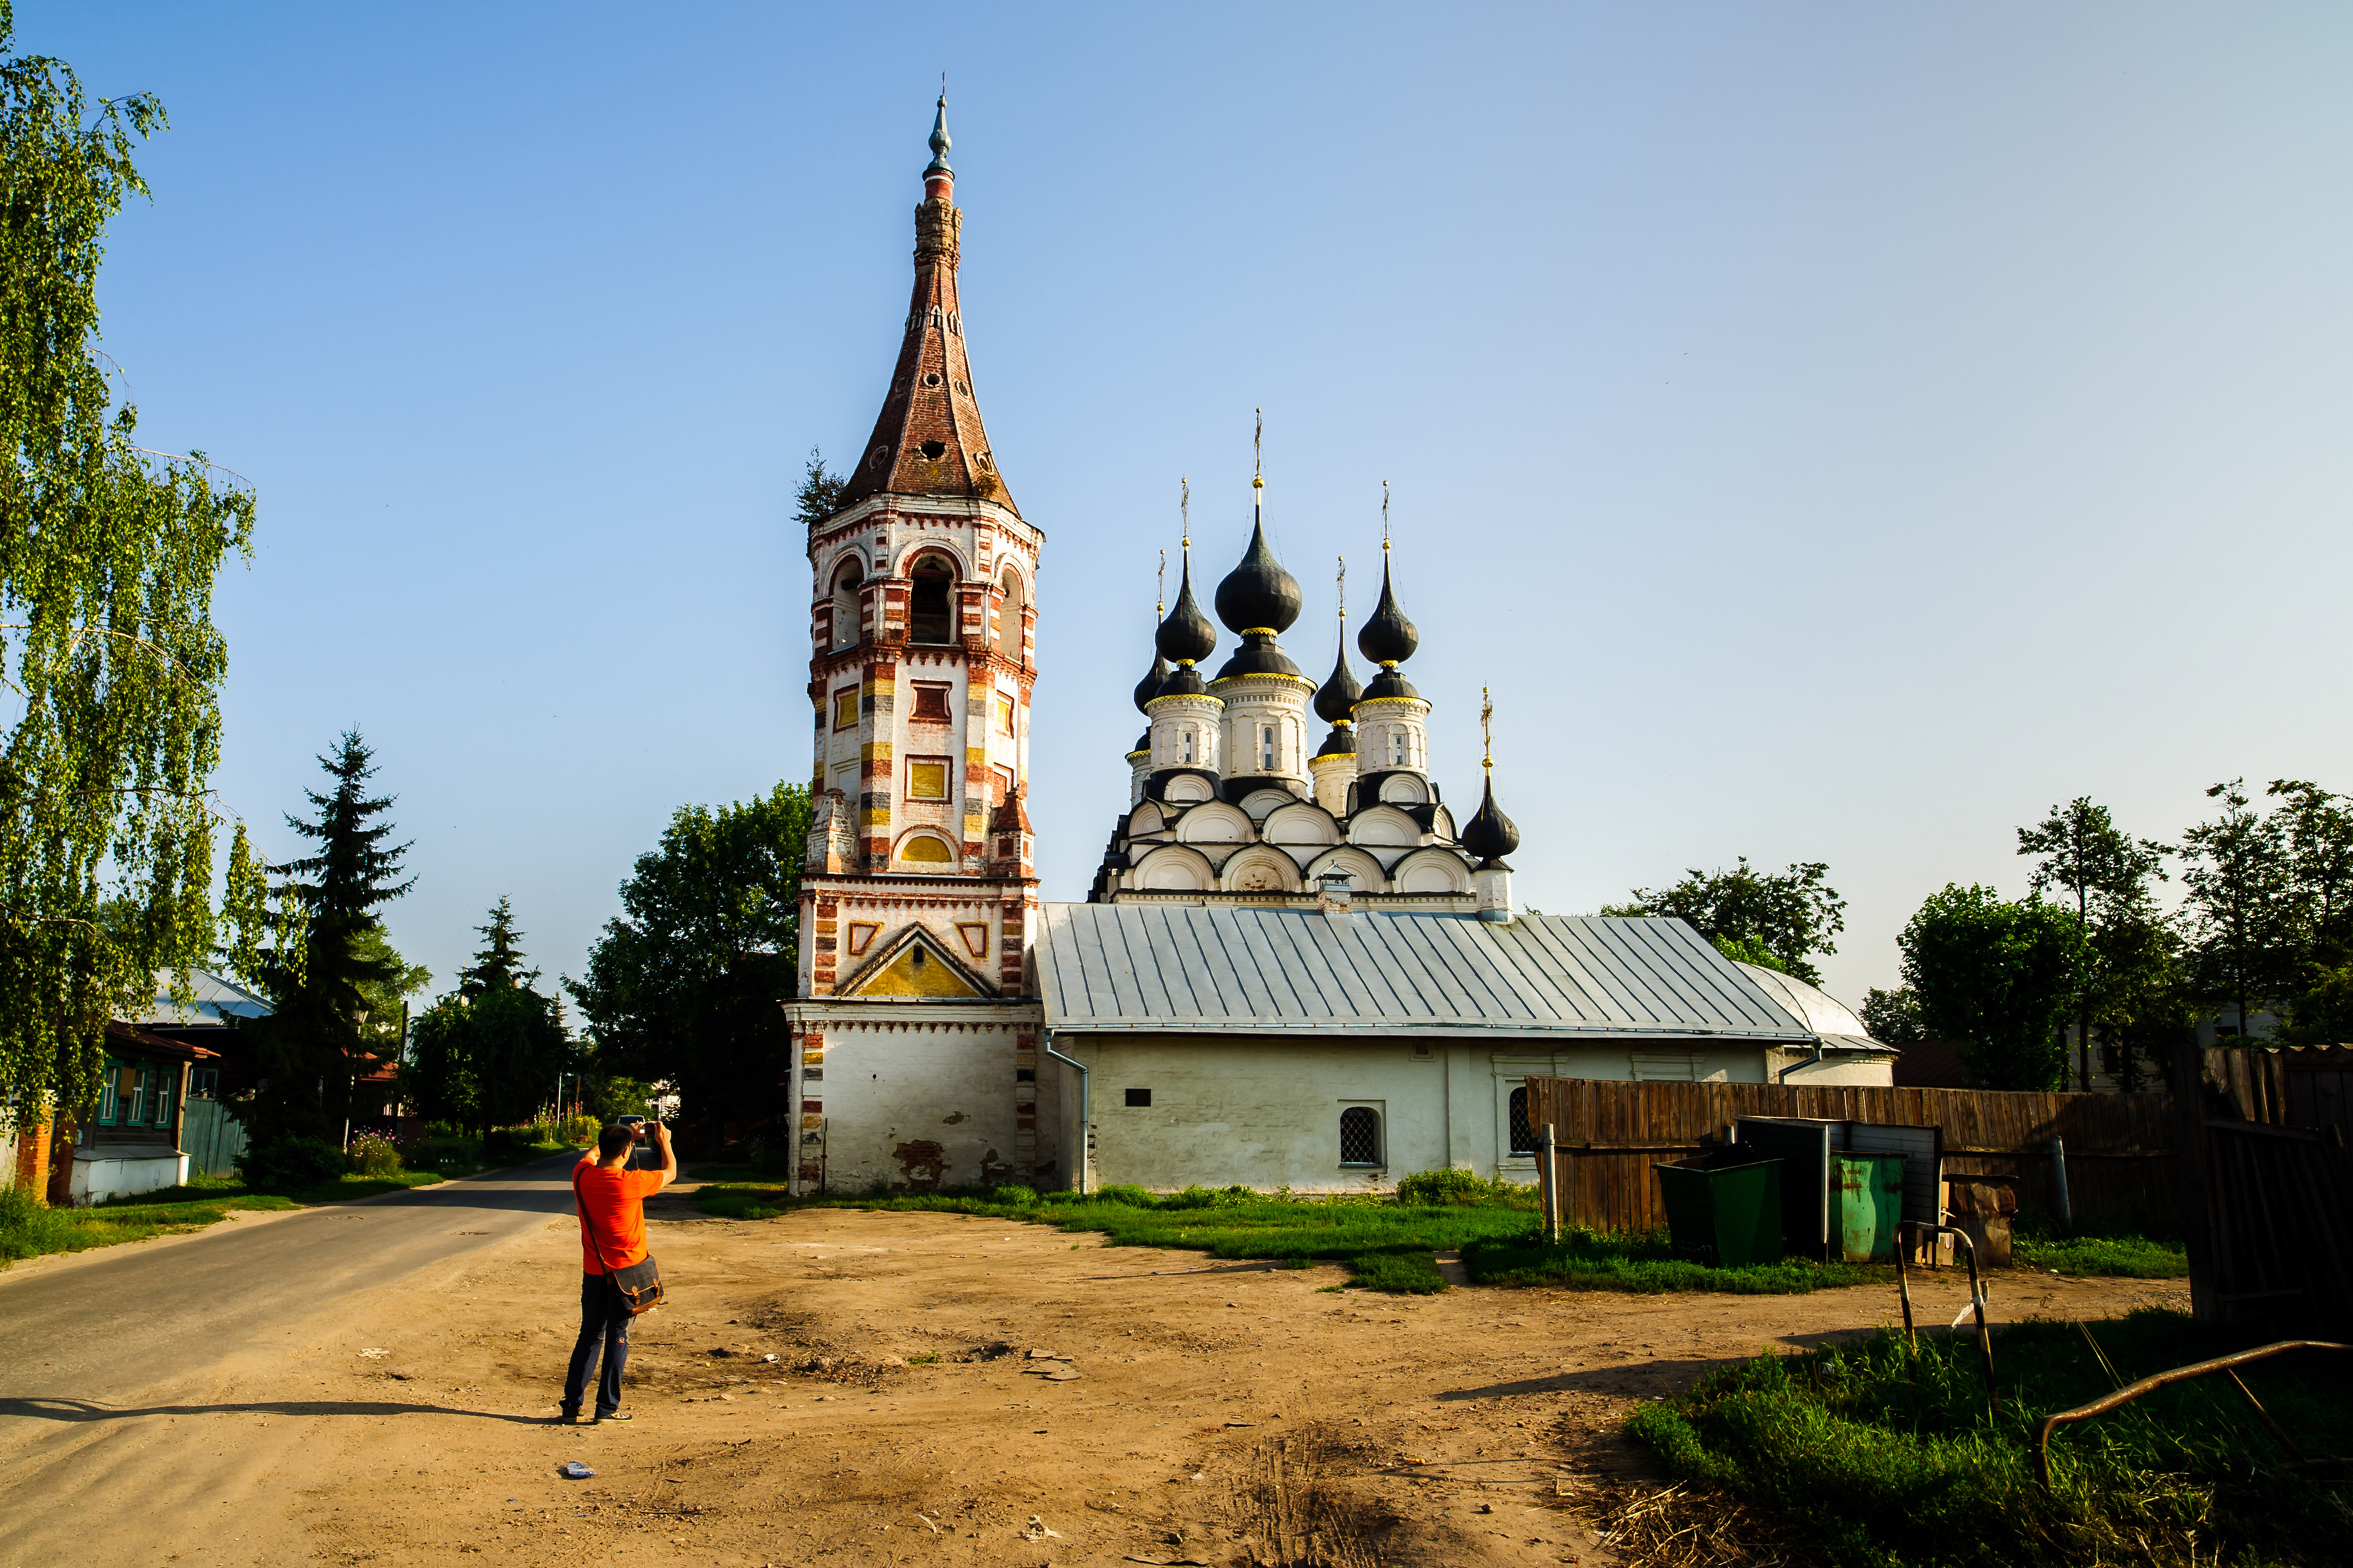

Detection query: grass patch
xmin=2013 ymin=1219 xmax=2189 ymax=1279
xmin=1462 ymin=1227 xmax=1887 ymax=1294
xmin=0 ymin=1169 xmax=447 ymax=1267
xmin=1625 ymin=1308 xmax=2353 ymax=1566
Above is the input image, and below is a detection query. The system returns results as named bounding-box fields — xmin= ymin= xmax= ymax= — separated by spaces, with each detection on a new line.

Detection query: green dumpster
xmin=1654 ymin=1155 xmax=1784 ymax=1268
xmin=1832 ymin=1153 xmax=1906 ymax=1263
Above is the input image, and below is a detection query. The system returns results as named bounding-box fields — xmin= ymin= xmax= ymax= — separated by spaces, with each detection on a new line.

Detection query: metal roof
xmin=1732 ymin=962 xmax=1891 ymax=1054
xmin=143 ymin=968 xmax=273 ymax=1026
xmin=1033 ymin=904 xmax=1821 ymax=1042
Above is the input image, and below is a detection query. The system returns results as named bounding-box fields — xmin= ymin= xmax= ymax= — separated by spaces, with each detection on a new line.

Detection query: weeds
xmin=2012 ymin=1217 xmax=2189 ymax=1279
xmin=1462 ymin=1227 xmax=1886 ymax=1294
xmin=1623 ymin=1309 xmax=2353 ymax=1566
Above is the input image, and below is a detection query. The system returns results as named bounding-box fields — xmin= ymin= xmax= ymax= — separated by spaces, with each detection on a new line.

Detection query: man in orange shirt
xmin=561 ymin=1117 xmax=676 ymax=1423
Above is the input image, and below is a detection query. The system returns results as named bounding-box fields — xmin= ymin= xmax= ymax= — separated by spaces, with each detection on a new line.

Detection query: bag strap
xmin=573 ymin=1163 xmax=620 ymax=1275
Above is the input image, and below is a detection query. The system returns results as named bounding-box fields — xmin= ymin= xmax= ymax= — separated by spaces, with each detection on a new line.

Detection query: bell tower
xmin=796 ymin=93 xmax=1042 ymax=1004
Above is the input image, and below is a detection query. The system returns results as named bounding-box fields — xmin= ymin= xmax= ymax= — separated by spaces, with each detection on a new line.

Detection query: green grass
xmin=0 ymin=1169 xmax=446 ymax=1266
xmin=694 ymin=1181 xmax=1893 ymax=1298
xmin=1625 ymin=1308 xmax=2353 ymax=1567
xmin=1462 ymin=1227 xmax=1888 ymax=1293
xmin=2013 ymin=1221 xmax=2190 ymax=1279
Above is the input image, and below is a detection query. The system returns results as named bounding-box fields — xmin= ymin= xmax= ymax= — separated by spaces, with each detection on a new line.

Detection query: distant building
xmin=780 ymin=102 xmax=1895 ymax=1196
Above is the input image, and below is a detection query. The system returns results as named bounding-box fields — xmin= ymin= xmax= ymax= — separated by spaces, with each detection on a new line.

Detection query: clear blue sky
xmin=31 ymin=2 xmax=2353 ymax=1010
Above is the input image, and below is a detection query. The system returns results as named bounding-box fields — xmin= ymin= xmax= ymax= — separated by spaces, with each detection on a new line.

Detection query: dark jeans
xmin=562 ymin=1271 xmax=631 ymax=1416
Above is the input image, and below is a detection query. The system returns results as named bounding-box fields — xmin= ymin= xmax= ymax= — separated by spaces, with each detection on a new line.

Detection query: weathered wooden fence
xmin=181 ymin=1097 xmax=247 ymax=1179
xmin=2176 ymin=1049 xmax=2353 ymax=1336
xmin=1522 ymin=1077 xmax=2178 ymax=1235
xmin=2202 ymin=1043 xmax=2353 ymax=1140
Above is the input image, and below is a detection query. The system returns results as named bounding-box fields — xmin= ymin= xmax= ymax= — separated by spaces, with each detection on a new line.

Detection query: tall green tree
xmin=1898 ymin=884 xmax=2088 ymax=1091
xmin=1859 ymin=985 xmax=1928 ymax=1047
xmin=1603 ymin=858 xmax=1846 ymax=985
xmin=400 ymin=900 xmax=565 ymax=1138
xmin=236 ymin=733 xmax=413 ymax=1144
xmin=2016 ymin=797 xmax=2171 ymax=1090
xmin=567 ymin=782 xmax=810 ymax=1151
xmin=2268 ymin=778 xmax=2353 ymax=1044
xmin=2178 ymin=779 xmax=2300 ymax=1045
xmin=794 ymin=448 xmax=844 ymax=529
xmin=0 ymin=6 xmax=255 ymax=1129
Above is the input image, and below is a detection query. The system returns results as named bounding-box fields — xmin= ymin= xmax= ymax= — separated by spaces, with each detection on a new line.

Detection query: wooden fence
xmin=2201 ymin=1043 xmax=2353 ymax=1140
xmin=1522 ymin=1077 xmax=2178 ymax=1235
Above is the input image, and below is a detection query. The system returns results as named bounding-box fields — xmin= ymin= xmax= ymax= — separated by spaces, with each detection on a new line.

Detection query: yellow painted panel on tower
xmin=908 ymin=760 xmax=950 ymax=800
xmin=852 ymin=939 xmax=987 ymax=999
xmin=833 ymin=690 xmax=859 ymax=730
xmin=898 ymin=834 xmax=954 ymax=864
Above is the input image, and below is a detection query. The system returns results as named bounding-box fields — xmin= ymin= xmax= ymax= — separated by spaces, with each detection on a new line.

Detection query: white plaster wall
xmin=67 ymin=1150 xmax=187 ymax=1206
xmin=1053 ymin=1034 xmax=1793 ymax=1192
xmin=1764 ymin=1050 xmax=1898 ymax=1088
xmin=802 ymin=1016 xmax=1056 ymax=1194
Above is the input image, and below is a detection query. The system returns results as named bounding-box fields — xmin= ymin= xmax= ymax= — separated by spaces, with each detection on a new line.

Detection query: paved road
xmin=0 ymin=1154 xmax=582 ymax=1414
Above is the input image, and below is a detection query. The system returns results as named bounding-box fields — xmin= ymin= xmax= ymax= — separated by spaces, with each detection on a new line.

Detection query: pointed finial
xmin=1157 ymin=549 xmax=1166 ymax=620
xmin=1253 ymin=409 xmax=1264 ymax=491
xmin=1381 ymin=480 xmax=1391 ymax=553
xmin=923 ymin=84 xmax=954 ymax=194
xmin=1481 ymin=687 xmax=1494 ymax=771
xmin=1337 ymin=556 xmax=1347 ymax=624
xmin=1179 ymin=477 xmax=1190 ymax=550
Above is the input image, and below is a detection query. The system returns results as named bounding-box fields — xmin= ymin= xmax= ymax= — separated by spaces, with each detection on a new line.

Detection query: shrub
xmin=1088 ymin=1183 xmax=1155 ymax=1207
xmin=990 ymin=1183 xmax=1039 ymax=1206
xmin=0 ymin=1183 xmax=70 ymax=1261
xmin=403 ymin=1133 xmax=481 ymax=1175
xmin=558 ymin=1113 xmax=599 ymax=1147
xmin=1395 ymin=1166 xmax=1531 ymax=1207
xmin=235 ymin=1136 xmax=350 ymax=1192
xmin=347 ymin=1131 xmax=402 ymax=1176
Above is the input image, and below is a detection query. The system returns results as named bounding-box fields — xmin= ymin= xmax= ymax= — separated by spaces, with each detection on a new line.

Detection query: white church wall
xmin=789 ymin=1007 xmax=1053 ymax=1194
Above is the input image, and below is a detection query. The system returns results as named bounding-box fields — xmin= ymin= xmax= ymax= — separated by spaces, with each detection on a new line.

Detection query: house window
xmin=909 ymin=554 xmax=954 ymax=644
xmin=1339 ymin=1106 xmax=1382 ymax=1167
xmin=910 ymin=682 xmax=952 ymax=723
xmin=833 ymin=688 xmax=860 ymax=731
xmin=1261 ymin=725 xmax=1276 ymax=770
xmin=126 ymin=1065 xmax=149 ymax=1126
xmin=191 ymin=1067 xmax=219 ymax=1100
xmin=1507 ymin=1086 xmax=1534 ymax=1157
xmin=1124 ymin=1088 xmax=1151 ymax=1107
xmin=96 ymin=1058 xmax=120 ymax=1124
xmin=908 ymin=759 xmax=950 ymax=801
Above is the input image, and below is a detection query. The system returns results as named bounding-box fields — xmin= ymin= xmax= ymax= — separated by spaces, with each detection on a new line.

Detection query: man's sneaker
xmin=595 ymin=1411 xmax=634 ymax=1424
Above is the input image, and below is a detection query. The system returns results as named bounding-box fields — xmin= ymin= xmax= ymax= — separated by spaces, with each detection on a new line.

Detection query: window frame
xmin=1337 ymin=1103 xmax=1384 ymax=1169
xmin=832 ymin=687 xmax=861 ymax=732
xmin=906 ymin=756 xmax=952 ymax=802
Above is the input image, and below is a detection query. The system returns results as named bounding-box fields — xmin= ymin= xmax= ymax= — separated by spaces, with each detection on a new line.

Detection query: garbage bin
xmin=1831 ymin=1153 xmax=1906 ymax=1263
xmin=1654 ymin=1154 xmax=1784 ymax=1268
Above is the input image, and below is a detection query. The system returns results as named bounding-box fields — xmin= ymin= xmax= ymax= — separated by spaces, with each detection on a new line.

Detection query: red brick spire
xmin=835 ymin=92 xmax=1015 ymax=514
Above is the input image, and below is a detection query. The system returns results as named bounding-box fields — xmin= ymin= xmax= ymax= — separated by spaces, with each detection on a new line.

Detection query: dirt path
xmin=0 ymin=1192 xmax=2186 ymax=1568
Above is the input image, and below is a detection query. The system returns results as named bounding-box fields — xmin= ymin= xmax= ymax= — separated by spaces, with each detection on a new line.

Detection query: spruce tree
xmin=240 ymin=732 xmax=413 ymax=1145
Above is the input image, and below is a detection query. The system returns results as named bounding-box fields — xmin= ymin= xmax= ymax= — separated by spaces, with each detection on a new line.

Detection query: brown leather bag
xmin=573 ymin=1165 xmax=664 ymax=1315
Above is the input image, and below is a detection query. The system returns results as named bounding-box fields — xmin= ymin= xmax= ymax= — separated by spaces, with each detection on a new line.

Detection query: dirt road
xmin=0 ymin=1186 xmax=2185 ymax=1568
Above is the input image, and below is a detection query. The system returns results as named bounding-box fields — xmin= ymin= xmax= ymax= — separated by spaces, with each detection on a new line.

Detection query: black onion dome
xmin=1314 ymin=724 xmax=1358 ymax=760
xmin=1313 ymin=635 xmax=1362 ymax=724
xmin=1213 ymin=632 xmax=1304 ymax=682
xmin=1155 ymin=557 xmax=1218 ymax=665
xmin=1132 ymin=730 xmax=1150 ymax=755
xmin=1133 ymin=652 xmax=1170 ymax=714
xmin=1356 ymin=557 xmax=1419 ymax=666
xmin=1460 ymin=775 xmax=1520 ymax=866
xmin=1155 ymin=664 xmax=1209 ymax=698
xmin=1362 ymin=666 xmax=1420 ymax=703
xmin=1213 ymin=521 xmax=1303 ymax=635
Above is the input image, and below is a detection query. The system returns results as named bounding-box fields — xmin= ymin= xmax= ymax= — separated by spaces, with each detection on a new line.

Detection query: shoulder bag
xmin=573 ymin=1164 xmax=665 ymax=1315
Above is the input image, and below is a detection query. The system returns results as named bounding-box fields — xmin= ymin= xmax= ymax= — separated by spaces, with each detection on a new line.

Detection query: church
xmin=782 ymin=102 xmax=1893 ymax=1196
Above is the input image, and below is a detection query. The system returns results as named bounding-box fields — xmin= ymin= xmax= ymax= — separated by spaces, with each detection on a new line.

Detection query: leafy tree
xmin=794 ymin=448 xmax=844 ymax=529
xmin=1604 ymin=858 xmax=1846 ymax=985
xmin=0 ymin=7 xmax=255 ymax=1130
xmin=349 ymin=924 xmax=430 ymax=1058
xmin=235 ymin=733 xmax=414 ymax=1144
xmin=1710 ymin=933 xmax=1786 ymax=974
xmin=2016 ymin=797 xmax=2170 ymax=1090
xmin=567 ymin=782 xmax=811 ymax=1152
xmin=1859 ymin=985 xmax=1928 ymax=1046
xmin=2269 ymin=779 xmax=2353 ymax=1043
xmin=1898 ymin=884 xmax=2088 ymax=1091
xmin=400 ymin=979 xmax=566 ymax=1139
xmin=2178 ymin=779 xmax=2300 ymax=1044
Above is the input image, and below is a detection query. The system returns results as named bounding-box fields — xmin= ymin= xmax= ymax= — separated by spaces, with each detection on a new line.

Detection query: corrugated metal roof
xmin=144 ymin=968 xmax=273 ymax=1026
xmin=1034 ymin=904 xmax=1820 ymax=1042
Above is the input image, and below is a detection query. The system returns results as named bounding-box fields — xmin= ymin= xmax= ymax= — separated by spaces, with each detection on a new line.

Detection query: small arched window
xmin=831 ymin=560 xmax=865 ymax=650
xmin=1507 ymin=1086 xmax=1534 ymax=1157
xmin=1339 ymin=1106 xmax=1382 ymax=1168
xmin=996 ymin=566 xmax=1025 ymax=662
xmin=910 ymin=554 xmax=954 ymax=644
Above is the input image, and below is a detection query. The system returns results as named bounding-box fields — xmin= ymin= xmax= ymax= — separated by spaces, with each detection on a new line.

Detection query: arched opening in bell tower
xmin=832 ymin=559 xmax=866 ymax=650
xmin=996 ymin=565 xmax=1025 ymax=663
xmin=910 ymin=553 xmax=955 ymax=644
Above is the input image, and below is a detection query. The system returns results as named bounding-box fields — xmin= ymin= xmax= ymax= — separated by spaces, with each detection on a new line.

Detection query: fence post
xmin=1537 ymin=1125 xmax=1559 ymax=1243
xmin=2049 ymin=1136 xmax=2072 ymax=1231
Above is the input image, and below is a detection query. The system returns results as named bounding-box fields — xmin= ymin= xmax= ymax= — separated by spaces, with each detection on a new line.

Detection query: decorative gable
xmin=836 ymin=925 xmax=996 ymax=999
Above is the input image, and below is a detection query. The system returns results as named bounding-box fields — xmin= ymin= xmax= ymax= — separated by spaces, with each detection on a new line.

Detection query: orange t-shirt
xmin=574 ymin=1156 xmax=664 ymax=1274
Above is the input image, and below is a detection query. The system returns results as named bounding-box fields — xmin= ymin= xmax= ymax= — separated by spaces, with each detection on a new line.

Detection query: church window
xmin=996 ymin=566 xmax=1025 ymax=663
xmin=908 ymin=758 xmax=950 ymax=801
xmin=1508 ymin=1086 xmax=1534 ymax=1157
xmin=1391 ymin=732 xmax=1407 ymax=767
xmin=1339 ymin=1106 xmax=1382 ymax=1167
xmin=911 ymin=682 xmax=952 ymax=723
xmin=922 ymin=371 xmax=942 ymax=387
xmin=920 ymin=439 xmax=947 ymax=460
xmin=831 ymin=560 xmax=865 ymax=650
xmin=1181 ymin=730 xmax=1196 ymax=765
xmin=1124 ymin=1088 xmax=1151 ymax=1107
xmin=910 ymin=555 xmax=954 ymax=644
xmin=833 ymin=688 xmax=860 ymax=731
xmin=1261 ymin=725 xmax=1276 ymax=770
